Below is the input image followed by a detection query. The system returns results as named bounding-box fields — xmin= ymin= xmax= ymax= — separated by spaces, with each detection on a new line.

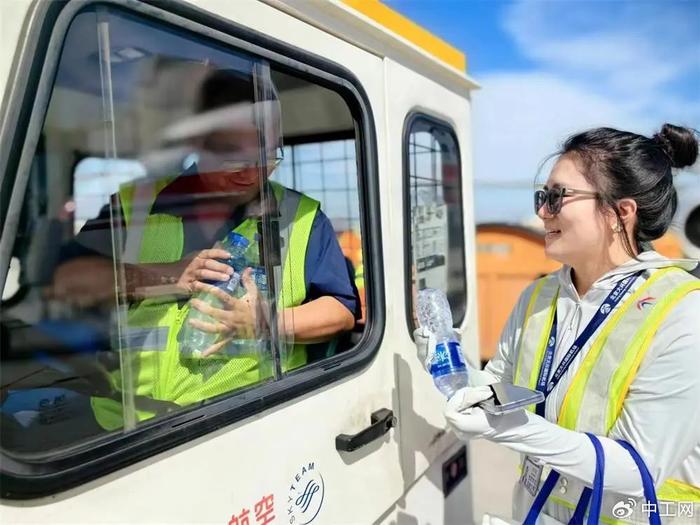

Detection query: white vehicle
xmin=0 ymin=1 xmax=480 ymax=523
xmin=674 ymin=183 xmax=700 ymax=266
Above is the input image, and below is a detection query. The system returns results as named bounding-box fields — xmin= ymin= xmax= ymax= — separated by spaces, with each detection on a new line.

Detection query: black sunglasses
xmin=534 ymin=186 xmax=598 ymax=215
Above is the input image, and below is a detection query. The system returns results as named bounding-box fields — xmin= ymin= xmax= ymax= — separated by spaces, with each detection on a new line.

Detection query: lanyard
xmin=523 ymin=433 xmax=605 ymax=525
xmin=535 ymin=271 xmax=643 ymax=417
xmin=525 ymin=437 xmax=661 ymax=525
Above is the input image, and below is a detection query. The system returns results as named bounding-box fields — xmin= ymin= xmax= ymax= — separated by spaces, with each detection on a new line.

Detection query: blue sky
xmin=384 ymin=0 xmax=700 ymax=224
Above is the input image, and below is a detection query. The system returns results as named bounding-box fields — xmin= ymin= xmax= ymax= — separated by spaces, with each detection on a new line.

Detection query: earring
xmin=613 ymin=224 xmax=623 ymax=233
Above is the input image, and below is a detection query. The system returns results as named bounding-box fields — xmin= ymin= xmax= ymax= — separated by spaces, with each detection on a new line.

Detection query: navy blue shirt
xmin=303 ymin=211 xmax=359 ymax=316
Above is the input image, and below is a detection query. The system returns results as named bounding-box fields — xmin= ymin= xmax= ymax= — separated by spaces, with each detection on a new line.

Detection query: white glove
xmin=413 ymin=326 xmax=465 ymax=371
xmin=444 ymin=386 xmax=528 ymax=441
xmin=412 ymin=326 xmax=437 ymax=373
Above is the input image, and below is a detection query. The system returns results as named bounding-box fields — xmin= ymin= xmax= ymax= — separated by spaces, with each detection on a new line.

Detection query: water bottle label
xmin=429 ymin=341 xmax=467 ymax=378
xmin=225 ymin=256 xmax=245 ymax=273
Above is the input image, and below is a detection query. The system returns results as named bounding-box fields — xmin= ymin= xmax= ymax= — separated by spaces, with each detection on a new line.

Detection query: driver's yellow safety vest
xmin=91 ymin=180 xmax=319 ymax=430
xmin=514 ymin=267 xmax=700 ymax=524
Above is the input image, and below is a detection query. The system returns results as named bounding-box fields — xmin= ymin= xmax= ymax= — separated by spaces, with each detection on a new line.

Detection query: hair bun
xmin=654 ymin=123 xmax=698 ymax=169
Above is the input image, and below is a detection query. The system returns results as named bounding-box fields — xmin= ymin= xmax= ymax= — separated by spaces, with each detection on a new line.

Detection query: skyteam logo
xmin=599 ymin=303 xmax=612 ymax=315
xmin=288 ymin=462 xmax=324 ymax=525
xmin=636 ymin=296 xmax=656 ymax=311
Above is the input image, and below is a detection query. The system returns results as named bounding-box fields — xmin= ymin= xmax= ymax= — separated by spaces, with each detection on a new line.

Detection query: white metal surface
xmin=0 ymin=0 xmax=30 ymax=96
xmin=0 ymin=0 xmax=33 ymax=137
xmin=377 ymin=440 xmax=475 ymax=525
xmin=673 ymin=184 xmax=700 ymax=259
xmin=383 ymin=55 xmax=480 ymax=489
xmin=263 ymin=0 xmax=480 ymax=95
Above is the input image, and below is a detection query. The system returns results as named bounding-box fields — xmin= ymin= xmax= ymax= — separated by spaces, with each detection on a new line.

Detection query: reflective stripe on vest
xmin=354 ymin=262 xmax=364 ymax=291
xmin=513 ymin=275 xmax=559 ymax=396
xmin=558 ymin=268 xmax=699 ymax=433
xmin=92 ymin=179 xmax=318 ymax=429
xmin=514 ymin=267 xmax=700 ymax=522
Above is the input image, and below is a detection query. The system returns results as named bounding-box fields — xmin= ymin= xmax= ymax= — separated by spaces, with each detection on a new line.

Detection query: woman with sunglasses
xmin=416 ymin=124 xmax=700 ymax=524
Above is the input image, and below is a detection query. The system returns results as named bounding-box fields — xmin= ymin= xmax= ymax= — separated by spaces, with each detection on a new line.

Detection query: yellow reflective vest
xmin=515 ymin=266 xmax=700 ymax=524
xmin=91 ymin=179 xmax=319 ymax=430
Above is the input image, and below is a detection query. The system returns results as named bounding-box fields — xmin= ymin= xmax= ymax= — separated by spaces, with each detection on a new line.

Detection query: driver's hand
xmin=175 ymin=248 xmax=233 ymax=293
xmin=186 ymin=268 xmax=260 ymax=356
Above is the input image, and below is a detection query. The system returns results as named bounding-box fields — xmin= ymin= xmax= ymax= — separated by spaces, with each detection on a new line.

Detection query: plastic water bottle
xmin=250 ymin=266 xmax=268 ymax=293
xmin=180 ymin=232 xmax=250 ymax=357
xmin=218 ymin=264 xmax=271 ymax=358
xmin=417 ymin=288 xmax=469 ymax=398
xmin=242 ymin=235 xmax=268 ymax=294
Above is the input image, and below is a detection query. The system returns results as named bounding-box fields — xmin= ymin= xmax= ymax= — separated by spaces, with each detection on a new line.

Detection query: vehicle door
xmin=383 ymin=56 xmax=479 ymax=489
xmin=0 ymin=1 xmax=401 ymax=523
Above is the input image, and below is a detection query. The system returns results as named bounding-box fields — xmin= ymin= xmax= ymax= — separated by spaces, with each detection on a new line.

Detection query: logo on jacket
xmin=612 ymin=498 xmax=637 ymax=519
xmin=288 ymin=462 xmax=324 ymax=525
xmin=636 ymin=296 xmax=656 ymax=310
xmin=599 ymin=303 xmax=612 ymax=315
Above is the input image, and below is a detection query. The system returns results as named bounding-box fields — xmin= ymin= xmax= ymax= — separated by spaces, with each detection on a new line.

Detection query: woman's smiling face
xmin=537 ymin=155 xmax=609 ymax=267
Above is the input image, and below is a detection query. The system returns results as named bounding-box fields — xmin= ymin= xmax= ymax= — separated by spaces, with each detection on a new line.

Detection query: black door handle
xmin=335 ymin=408 xmax=397 ymax=452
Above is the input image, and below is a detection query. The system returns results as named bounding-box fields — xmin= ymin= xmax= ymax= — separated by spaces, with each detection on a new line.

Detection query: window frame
xmin=0 ymin=0 xmax=384 ymax=498
xmin=402 ymin=111 xmax=467 ymax=337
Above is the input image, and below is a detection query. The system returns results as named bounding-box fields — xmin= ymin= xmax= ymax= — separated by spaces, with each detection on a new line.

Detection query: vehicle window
xmin=0 ymin=6 xmax=364 ymax=456
xmin=405 ymin=115 xmax=466 ymax=329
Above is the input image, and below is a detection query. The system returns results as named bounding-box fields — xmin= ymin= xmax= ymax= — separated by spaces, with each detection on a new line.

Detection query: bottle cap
xmin=226 ymin=232 xmax=250 ymax=248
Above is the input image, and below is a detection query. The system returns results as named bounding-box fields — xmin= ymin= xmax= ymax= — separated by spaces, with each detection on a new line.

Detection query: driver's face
xmin=196 ymin=123 xmax=265 ymax=196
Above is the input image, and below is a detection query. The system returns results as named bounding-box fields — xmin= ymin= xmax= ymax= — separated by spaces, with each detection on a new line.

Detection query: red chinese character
xmin=254 ymin=494 xmax=275 ymax=525
xmin=229 ymin=508 xmax=251 ymax=525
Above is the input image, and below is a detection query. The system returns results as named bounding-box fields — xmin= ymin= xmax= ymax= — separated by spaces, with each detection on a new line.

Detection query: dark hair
xmin=196 ymin=69 xmax=255 ymax=113
xmin=557 ymin=124 xmax=699 ymax=257
xmin=196 ymin=68 xmax=279 ymax=112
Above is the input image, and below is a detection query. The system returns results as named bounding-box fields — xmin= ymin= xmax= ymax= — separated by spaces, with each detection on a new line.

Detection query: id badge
xmin=520 ymin=456 xmax=544 ymax=497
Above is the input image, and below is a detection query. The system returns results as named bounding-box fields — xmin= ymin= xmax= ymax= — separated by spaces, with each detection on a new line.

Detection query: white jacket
xmin=471 ymin=251 xmax=700 ymax=524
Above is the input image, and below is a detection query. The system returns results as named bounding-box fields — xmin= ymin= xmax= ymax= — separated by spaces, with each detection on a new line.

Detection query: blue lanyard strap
xmin=535 ymin=271 xmax=643 ymax=417
xmin=536 ymin=314 xmax=558 ymax=417
xmin=525 ymin=435 xmax=660 ymax=525
xmin=570 ymin=488 xmax=592 ymax=525
xmin=585 ymin=433 xmax=606 ymax=525
xmin=523 ymin=434 xmax=604 ymax=525
xmin=617 ymin=440 xmax=661 ymax=525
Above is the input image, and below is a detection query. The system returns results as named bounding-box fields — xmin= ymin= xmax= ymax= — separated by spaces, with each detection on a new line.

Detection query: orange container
xmin=475 ymin=224 xmax=683 ymax=362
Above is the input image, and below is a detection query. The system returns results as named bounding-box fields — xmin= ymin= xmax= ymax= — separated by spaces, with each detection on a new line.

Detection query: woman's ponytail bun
xmin=654 ymin=123 xmax=698 ymax=169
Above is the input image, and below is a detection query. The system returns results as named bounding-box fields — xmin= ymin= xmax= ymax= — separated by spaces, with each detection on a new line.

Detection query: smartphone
xmin=478 ymin=382 xmax=544 ymax=415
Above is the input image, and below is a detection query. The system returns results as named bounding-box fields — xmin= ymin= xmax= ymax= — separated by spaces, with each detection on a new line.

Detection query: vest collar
xmin=557 ymin=251 xmax=698 ymax=298
xmin=150 ymin=169 xmax=279 ymax=221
